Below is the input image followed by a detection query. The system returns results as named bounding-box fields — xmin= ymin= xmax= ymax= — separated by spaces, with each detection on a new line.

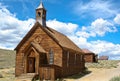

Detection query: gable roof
xmin=31 ymin=42 xmax=46 ymax=53
xmin=15 ymin=22 xmax=83 ymax=53
xmin=82 ymin=49 xmax=94 ymax=54
xmin=44 ymin=27 xmax=83 ymax=52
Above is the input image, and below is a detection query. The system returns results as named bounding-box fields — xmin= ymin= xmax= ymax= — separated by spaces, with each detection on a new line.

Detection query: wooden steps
xmin=15 ymin=73 xmax=38 ymax=81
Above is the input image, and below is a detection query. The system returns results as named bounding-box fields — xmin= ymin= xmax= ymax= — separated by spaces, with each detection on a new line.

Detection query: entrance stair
xmin=15 ymin=73 xmax=38 ymax=81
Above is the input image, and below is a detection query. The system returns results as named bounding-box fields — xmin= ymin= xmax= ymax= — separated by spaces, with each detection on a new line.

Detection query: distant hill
xmin=0 ymin=48 xmax=15 ymax=69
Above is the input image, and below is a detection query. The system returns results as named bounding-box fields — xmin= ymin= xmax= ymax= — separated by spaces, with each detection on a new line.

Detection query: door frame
xmin=27 ymin=57 xmax=35 ymax=73
xmin=24 ymin=47 xmax=39 ymax=74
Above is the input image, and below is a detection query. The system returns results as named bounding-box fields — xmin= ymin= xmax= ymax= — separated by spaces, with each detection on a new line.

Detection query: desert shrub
xmin=109 ymin=76 xmax=120 ymax=81
xmin=85 ymin=60 xmax=120 ymax=69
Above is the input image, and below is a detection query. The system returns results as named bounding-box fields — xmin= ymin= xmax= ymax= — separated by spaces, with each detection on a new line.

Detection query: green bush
xmin=110 ymin=76 xmax=120 ymax=81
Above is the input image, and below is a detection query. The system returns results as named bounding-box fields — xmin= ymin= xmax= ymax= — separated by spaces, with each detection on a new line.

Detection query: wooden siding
xmin=15 ymin=26 xmax=63 ymax=76
xmin=15 ymin=24 xmax=85 ymax=79
xmin=84 ymin=53 xmax=94 ymax=62
xmin=39 ymin=65 xmax=61 ymax=80
xmin=62 ymin=50 xmax=85 ymax=77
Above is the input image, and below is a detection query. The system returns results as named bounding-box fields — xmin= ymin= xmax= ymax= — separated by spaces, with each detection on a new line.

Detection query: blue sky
xmin=0 ymin=0 xmax=120 ymax=60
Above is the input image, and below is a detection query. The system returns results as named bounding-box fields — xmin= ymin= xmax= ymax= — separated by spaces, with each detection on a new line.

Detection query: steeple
xmin=36 ymin=0 xmax=46 ymax=27
xmin=37 ymin=0 xmax=45 ymax=9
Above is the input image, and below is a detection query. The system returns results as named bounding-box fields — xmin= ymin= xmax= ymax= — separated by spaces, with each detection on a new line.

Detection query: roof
xmin=82 ymin=49 xmax=94 ymax=54
xmin=99 ymin=56 xmax=109 ymax=60
xmin=36 ymin=1 xmax=46 ymax=10
xmin=44 ymin=27 xmax=83 ymax=52
xmin=31 ymin=42 xmax=46 ymax=53
xmin=15 ymin=22 xmax=83 ymax=53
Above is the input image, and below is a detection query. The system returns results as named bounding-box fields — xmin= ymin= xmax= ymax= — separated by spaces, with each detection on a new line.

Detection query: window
xmin=49 ymin=48 xmax=54 ymax=64
xmin=74 ymin=54 xmax=77 ymax=64
xmin=80 ymin=55 xmax=83 ymax=61
xmin=38 ymin=12 xmax=41 ymax=17
xmin=67 ymin=51 xmax=69 ymax=67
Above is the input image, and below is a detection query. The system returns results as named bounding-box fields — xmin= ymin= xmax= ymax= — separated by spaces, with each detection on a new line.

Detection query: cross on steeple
xmin=36 ymin=0 xmax=46 ymax=27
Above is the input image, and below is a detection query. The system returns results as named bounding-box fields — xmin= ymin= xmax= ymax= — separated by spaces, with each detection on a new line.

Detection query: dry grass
xmin=0 ymin=48 xmax=120 ymax=81
xmin=0 ymin=68 xmax=15 ymax=81
xmin=0 ymin=49 xmax=15 ymax=69
xmin=85 ymin=60 xmax=120 ymax=69
xmin=0 ymin=48 xmax=16 ymax=81
xmin=110 ymin=76 xmax=120 ymax=81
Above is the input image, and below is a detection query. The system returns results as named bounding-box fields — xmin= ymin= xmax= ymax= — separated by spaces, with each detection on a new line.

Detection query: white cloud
xmin=91 ymin=18 xmax=117 ymax=36
xmin=69 ymin=36 xmax=120 ymax=60
xmin=46 ymin=19 xmax=78 ymax=35
xmin=73 ymin=0 xmax=118 ymax=18
xmin=0 ymin=4 xmax=35 ymax=49
xmin=46 ymin=19 xmax=120 ymax=60
xmin=0 ymin=4 xmax=79 ymax=50
xmin=0 ymin=3 xmax=120 ymax=60
xmin=114 ymin=14 xmax=120 ymax=25
xmin=76 ymin=18 xmax=117 ymax=38
xmin=89 ymin=40 xmax=120 ymax=59
xmin=69 ymin=36 xmax=88 ymax=47
xmin=76 ymin=31 xmax=90 ymax=38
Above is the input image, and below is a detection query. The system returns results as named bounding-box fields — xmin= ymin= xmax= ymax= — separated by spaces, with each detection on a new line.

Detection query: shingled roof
xmin=45 ymin=27 xmax=83 ymax=52
xmin=15 ymin=22 xmax=83 ymax=53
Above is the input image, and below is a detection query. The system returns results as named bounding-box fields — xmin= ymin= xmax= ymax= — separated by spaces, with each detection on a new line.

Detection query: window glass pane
xmin=49 ymin=49 xmax=54 ymax=64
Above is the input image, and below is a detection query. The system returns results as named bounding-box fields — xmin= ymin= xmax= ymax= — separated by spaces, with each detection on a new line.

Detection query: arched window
xmin=49 ymin=48 xmax=54 ymax=64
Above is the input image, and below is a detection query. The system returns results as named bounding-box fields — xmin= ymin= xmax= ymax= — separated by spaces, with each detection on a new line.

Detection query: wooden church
xmin=15 ymin=1 xmax=85 ymax=80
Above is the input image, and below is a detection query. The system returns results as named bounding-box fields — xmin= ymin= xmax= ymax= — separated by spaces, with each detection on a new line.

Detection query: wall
xmin=62 ymin=50 xmax=85 ymax=77
xmin=84 ymin=53 xmax=94 ymax=62
xmin=15 ymin=25 xmax=62 ymax=76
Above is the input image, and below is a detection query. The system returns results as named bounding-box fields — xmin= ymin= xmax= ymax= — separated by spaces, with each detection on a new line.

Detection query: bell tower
xmin=36 ymin=1 xmax=46 ymax=27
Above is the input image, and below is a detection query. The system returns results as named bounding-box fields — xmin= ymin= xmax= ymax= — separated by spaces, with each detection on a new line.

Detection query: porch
xmin=39 ymin=65 xmax=61 ymax=80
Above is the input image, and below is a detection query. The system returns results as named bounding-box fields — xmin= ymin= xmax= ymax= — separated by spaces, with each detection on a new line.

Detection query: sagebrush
xmin=110 ymin=76 xmax=120 ymax=81
xmin=85 ymin=60 xmax=120 ymax=69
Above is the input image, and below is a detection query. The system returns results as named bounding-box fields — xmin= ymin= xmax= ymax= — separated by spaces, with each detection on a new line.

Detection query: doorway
xmin=27 ymin=57 xmax=35 ymax=73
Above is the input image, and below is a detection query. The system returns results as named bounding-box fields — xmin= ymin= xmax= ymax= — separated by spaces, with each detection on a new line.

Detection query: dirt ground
xmin=64 ymin=62 xmax=120 ymax=81
xmin=0 ymin=62 xmax=120 ymax=81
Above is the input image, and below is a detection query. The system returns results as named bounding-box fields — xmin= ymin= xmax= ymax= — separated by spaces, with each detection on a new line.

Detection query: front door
xmin=27 ymin=57 xmax=35 ymax=73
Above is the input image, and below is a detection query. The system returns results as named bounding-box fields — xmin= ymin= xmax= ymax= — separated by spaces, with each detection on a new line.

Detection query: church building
xmin=15 ymin=1 xmax=85 ymax=80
